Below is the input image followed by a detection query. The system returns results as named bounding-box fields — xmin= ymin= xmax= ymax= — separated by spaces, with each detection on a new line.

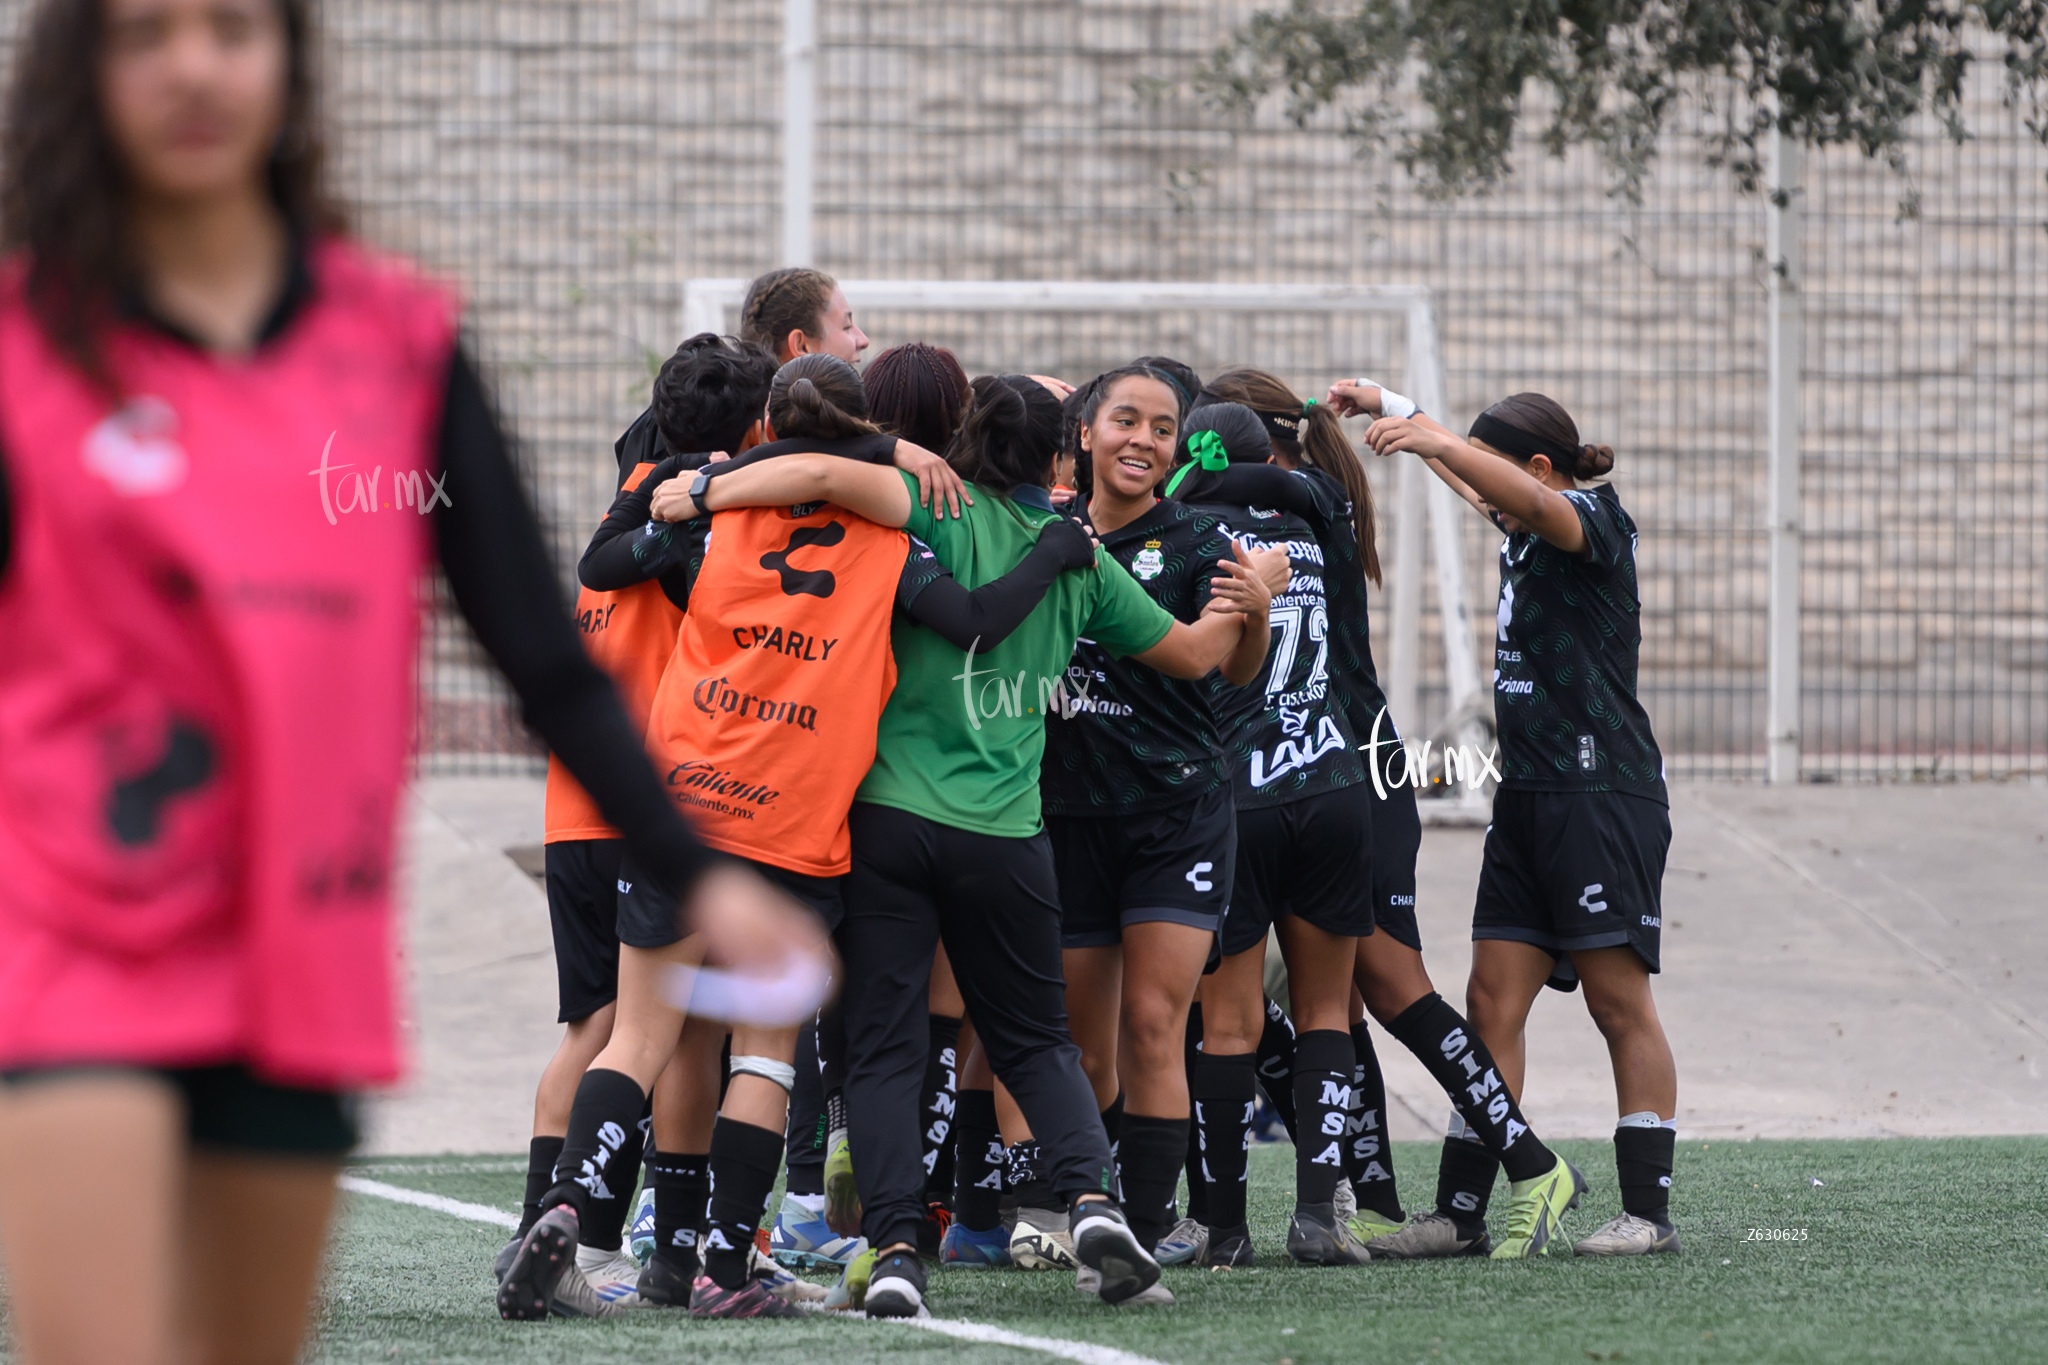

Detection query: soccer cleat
xmin=1153 ymin=1217 xmax=1208 ymax=1266
xmin=864 ymin=1249 xmax=930 ymax=1319
xmin=1365 ymin=1210 xmax=1490 ymax=1259
xmin=1572 ymin=1213 xmax=1682 ymax=1257
xmin=635 ymin=1252 xmax=696 ymax=1307
xmin=823 ymin=1245 xmax=877 ymax=1311
xmin=544 ymin=1264 xmax=627 ymax=1319
xmin=689 ymin=1274 xmax=811 ymax=1319
xmin=628 ymin=1186 xmax=657 ymax=1264
xmin=770 ymin=1200 xmax=868 ymax=1270
xmin=1075 ymin=1265 xmax=1176 ymax=1305
xmin=1332 ymin=1177 xmax=1358 ymax=1222
xmin=1202 ymin=1223 xmax=1255 ymax=1267
xmin=1346 ymin=1208 xmax=1407 ymax=1244
xmin=492 ymin=1235 xmax=521 ymax=1284
xmin=575 ymin=1243 xmax=647 ymax=1308
xmin=1286 ymin=1202 xmax=1372 ymax=1265
xmin=939 ymin=1222 xmax=1013 ymax=1268
xmin=1070 ymin=1201 xmax=1161 ymax=1306
xmin=750 ymin=1243 xmax=829 ymax=1302
xmin=497 ymin=1204 xmax=583 ymax=1321
xmin=824 ymin=1128 xmax=861 ymax=1235
xmin=917 ymin=1200 xmax=955 ymax=1259
xmin=1490 ymin=1158 xmax=1587 ymax=1259
xmin=1009 ymin=1206 xmax=1080 ymax=1270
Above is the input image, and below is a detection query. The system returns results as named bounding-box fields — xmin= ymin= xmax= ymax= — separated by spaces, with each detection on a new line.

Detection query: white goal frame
xmin=682 ymin=278 xmax=1488 ymax=809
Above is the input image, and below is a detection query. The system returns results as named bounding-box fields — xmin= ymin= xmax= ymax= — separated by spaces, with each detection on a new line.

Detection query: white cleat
xmin=1572 ymin=1213 xmax=1681 ymax=1257
xmin=1010 ymin=1206 xmax=1079 ymax=1270
xmin=575 ymin=1243 xmax=646 ymax=1309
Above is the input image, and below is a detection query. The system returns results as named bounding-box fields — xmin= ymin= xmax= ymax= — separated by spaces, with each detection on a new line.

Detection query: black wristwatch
xmin=687 ymin=468 xmax=715 ymax=516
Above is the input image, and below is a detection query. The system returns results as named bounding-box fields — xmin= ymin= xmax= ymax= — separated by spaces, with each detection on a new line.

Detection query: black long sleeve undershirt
xmin=433 ymin=349 xmax=715 ymax=896
xmin=578 ymin=433 xmax=1094 ymax=651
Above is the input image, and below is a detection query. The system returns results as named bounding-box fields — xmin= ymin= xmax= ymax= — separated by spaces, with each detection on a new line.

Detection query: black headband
xmin=1253 ymin=406 xmax=1308 ymax=447
xmin=1468 ymin=411 xmax=1561 ymax=464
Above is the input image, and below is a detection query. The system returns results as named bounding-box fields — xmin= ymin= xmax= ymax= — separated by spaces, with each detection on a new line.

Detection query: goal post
xmin=681 ymin=278 xmax=1490 ymax=813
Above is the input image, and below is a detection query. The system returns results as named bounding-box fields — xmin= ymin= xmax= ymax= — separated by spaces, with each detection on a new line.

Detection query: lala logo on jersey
xmin=1131 ymin=540 xmax=1165 ymax=580
xmin=1249 ymin=712 xmax=1347 ymax=787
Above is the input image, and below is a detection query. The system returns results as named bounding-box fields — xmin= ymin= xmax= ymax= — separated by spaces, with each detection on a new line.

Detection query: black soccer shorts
xmin=616 ymin=851 xmax=844 ymax=951
xmin=1472 ymin=788 xmax=1671 ymax=979
xmin=1367 ymin=779 xmax=1423 ymax=952
xmin=1050 ymin=785 xmax=1237 ymax=948
xmin=1221 ymin=782 xmax=1377 ymax=958
xmin=544 ymin=837 xmax=623 ymax=1023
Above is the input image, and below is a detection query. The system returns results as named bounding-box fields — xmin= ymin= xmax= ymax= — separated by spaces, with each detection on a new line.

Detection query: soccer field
xmin=291 ymin=1137 xmax=2048 ymax=1365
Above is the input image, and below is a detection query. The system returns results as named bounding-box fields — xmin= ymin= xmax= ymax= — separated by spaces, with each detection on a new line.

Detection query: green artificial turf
xmin=6 ymin=1137 xmax=2043 ymax=1363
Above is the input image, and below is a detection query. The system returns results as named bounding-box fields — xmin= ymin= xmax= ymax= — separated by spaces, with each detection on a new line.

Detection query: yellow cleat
xmin=1489 ymin=1157 xmax=1586 ymax=1259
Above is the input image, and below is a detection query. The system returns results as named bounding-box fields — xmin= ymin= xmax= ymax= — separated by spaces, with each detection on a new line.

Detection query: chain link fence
xmin=6 ymin=1 xmax=2042 ymax=781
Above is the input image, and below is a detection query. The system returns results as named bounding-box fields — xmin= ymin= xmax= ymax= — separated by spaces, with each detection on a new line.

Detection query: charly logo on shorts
xmin=83 ymin=397 xmax=187 ymax=496
xmin=1579 ymin=883 xmax=1608 ymax=913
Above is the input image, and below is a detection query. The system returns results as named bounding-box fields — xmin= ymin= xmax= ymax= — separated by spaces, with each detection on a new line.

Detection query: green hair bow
xmin=1164 ymin=429 xmax=1229 ymax=498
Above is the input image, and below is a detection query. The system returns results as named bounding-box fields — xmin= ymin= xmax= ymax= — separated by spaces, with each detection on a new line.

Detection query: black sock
xmin=1347 ymin=1021 xmax=1403 ymax=1221
xmin=648 ymin=1150 xmax=709 ymax=1277
xmin=1436 ymin=1134 xmax=1501 ymax=1236
xmin=1615 ymin=1125 xmax=1675 ymax=1225
xmin=1117 ymin=1113 xmax=1189 ymax=1253
xmin=543 ymin=1068 xmax=648 ymax=1223
xmin=705 ymin=1117 xmax=783 ymax=1290
xmin=953 ymin=1089 xmax=1004 ymax=1231
xmin=1007 ymin=1139 xmax=1053 ymax=1209
xmin=1256 ymin=996 xmax=1299 ymax=1143
xmin=1389 ymin=993 xmax=1555 ymax=1182
xmin=1291 ymin=1029 xmax=1355 ymax=1207
xmin=579 ymin=1092 xmax=653 ymax=1251
xmin=1101 ymin=1091 xmax=1125 ymax=1196
xmin=920 ymin=1015 xmax=964 ymax=1201
xmin=1181 ymin=1009 xmax=1204 ymax=1223
xmin=1191 ymin=1050 xmax=1255 ymax=1229
xmin=520 ymin=1135 xmax=566 ymax=1237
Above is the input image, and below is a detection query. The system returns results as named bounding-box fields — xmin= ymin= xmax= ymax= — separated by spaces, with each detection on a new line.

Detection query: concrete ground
xmin=362 ymin=778 xmax=2048 ymax=1154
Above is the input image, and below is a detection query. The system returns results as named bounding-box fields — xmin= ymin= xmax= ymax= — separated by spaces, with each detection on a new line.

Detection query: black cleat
xmin=496 ymin=1204 xmax=579 ymax=1321
xmin=1069 ymin=1201 xmax=1161 ymax=1306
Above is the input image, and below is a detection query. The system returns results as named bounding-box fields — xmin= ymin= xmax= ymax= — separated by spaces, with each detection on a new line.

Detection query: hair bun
xmin=791 ymin=376 xmax=821 ymax=411
xmin=1578 ymin=443 xmax=1616 ymax=478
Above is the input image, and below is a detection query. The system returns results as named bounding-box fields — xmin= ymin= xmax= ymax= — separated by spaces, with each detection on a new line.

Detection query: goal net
xmin=682 ymin=278 xmax=1495 ymax=815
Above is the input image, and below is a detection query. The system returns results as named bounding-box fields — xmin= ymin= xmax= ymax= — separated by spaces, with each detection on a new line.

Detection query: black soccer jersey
xmin=1039 ymin=498 xmax=1235 ymax=817
xmin=1173 ymin=463 xmax=1401 ymax=792
xmin=1491 ymin=482 xmax=1666 ymax=801
xmin=1182 ymin=492 xmax=1367 ymax=808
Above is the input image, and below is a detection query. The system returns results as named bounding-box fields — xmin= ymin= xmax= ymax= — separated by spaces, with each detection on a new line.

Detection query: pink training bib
xmin=0 ymin=238 xmax=456 ymax=1088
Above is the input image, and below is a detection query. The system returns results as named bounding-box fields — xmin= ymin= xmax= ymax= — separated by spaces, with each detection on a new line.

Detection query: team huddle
xmin=493 ymin=266 xmax=1682 ymax=1323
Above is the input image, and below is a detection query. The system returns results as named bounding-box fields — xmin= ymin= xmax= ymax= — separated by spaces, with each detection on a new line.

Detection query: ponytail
xmin=1469 ymin=392 xmax=1613 ymax=482
xmin=1207 ymin=367 xmax=1382 ymax=586
xmin=768 ymin=353 xmax=879 ymax=441
xmin=1298 ymin=400 xmax=1382 ymax=586
xmin=946 ymin=375 xmax=1063 ymax=496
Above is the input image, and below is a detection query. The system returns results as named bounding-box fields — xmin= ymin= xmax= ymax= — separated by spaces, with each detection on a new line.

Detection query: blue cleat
xmin=628 ymin=1185 xmax=657 ymax=1265
xmin=769 ymin=1198 xmax=868 ymax=1271
xmin=939 ymin=1221 xmax=1014 ymax=1268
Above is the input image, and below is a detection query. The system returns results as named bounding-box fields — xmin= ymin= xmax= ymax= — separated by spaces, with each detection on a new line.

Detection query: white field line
xmin=339 ymin=1173 xmax=1175 ymax=1365
xmin=338 ymin=1175 xmax=518 ymax=1228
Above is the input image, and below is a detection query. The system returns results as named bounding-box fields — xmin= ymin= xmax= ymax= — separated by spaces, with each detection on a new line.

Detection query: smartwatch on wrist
xmin=687 ymin=468 xmax=715 ymax=515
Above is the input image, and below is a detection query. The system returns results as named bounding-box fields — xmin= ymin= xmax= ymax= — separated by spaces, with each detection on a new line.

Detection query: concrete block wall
xmin=1 ymin=1 xmax=2038 ymax=776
